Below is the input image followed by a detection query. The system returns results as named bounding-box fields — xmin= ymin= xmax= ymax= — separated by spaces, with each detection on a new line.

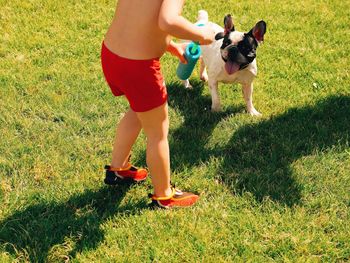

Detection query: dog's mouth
xmin=221 ymin=46 xmax=247 ymax=75
xmin=221 ymin=44 xmax=256 ymax=75
xmin=225 ymin=61 xmax=240 ymax=75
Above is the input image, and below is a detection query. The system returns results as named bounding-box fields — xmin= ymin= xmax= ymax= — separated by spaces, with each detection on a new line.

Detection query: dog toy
xmin=176 ymin=24 xmax=205 ymax=80
xmin=176 ymin=42 xmax=201 ymax=80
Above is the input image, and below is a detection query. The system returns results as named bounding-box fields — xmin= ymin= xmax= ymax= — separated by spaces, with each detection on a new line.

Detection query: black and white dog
xmin=183 ymin=10 xmax=266 ymax=116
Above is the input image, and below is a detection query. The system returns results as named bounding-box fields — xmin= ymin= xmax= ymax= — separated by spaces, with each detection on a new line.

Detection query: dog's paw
xmin=182 ymin=79 xmax=193 ymax=89
xmin=200 ymin=71 xmax=208 ymax=82
xmin=211 ymin=105 xmax=221 ymax=112
xmin=248 ymin=108 xmax=262 ymax=116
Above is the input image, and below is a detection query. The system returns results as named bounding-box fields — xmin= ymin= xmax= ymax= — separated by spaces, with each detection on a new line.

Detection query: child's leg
xmin=111 ymin=108 xmax=142 ymax=168
xmin=136 ymin=102 xmax=172 ymax=198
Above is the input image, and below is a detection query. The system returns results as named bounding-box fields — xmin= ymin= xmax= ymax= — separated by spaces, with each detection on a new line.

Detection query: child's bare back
xmin=104 ymin=0 xmax=214 ymax=60
xmin=104 ymin=0 xmax=170 ymax=59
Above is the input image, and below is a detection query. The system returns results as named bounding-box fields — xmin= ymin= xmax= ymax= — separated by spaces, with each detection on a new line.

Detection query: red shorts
xmin=101 ymin=42 xmax=167 ymax=112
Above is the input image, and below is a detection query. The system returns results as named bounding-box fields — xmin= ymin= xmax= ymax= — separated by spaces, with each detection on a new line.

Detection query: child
xmin=101 ymin=0 xmax=214 ymax=208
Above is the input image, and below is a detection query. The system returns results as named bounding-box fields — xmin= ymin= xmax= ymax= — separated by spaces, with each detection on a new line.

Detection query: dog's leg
xmin=209 ymin=80 xmax=221 ymax=112
xmin=199 ymin=57 xmax=208 ymax=82
xmin=182 ymin=57 xmax=206 ymax=89
xmin=182 ymin=79 xmax=192 ymax=89
xmin=242 ymin=83 xmax=261 ymax=116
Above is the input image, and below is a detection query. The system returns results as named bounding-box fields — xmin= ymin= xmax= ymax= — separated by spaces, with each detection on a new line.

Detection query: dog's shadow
xmin=218 ymin=95 xmax=350 ymax=205
xmin=167 ymin=80 xmax=245 ymax=168
xmin=168 ymin=81 xmax=350 ymax=205
xmin=0 ymin=185 xmax=148 ymax=262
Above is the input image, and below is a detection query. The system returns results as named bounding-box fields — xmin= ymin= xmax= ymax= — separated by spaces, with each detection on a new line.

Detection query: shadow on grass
xmin=219 ymin=95 xmax=350 ymax=205
xmin=0 ymin=184 xmax=148 ymax=262
xmin=167 ymin=81 xmax=350 ymax=206
xmin=1 ymin=80 xmax=349 ymax=261
xmin=167 ymin=80 xmax=245 ymax=167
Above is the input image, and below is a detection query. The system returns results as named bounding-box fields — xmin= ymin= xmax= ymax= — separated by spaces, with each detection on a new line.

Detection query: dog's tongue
xmin=225 ymin=61 xmax=239 ymax=75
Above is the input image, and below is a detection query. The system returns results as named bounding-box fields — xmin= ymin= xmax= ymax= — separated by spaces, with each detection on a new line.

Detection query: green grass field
xmin=1 ymin=0 xmax=350 ymax=262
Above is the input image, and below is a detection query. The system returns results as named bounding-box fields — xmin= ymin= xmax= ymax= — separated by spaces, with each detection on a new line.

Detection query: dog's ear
xmin=248 ymin=20 xmax=266 ymax=42
xmin=224 ymin=14 xmax=235 ymax=34
xmin=215 ymin=32 xmax=225 ymax=40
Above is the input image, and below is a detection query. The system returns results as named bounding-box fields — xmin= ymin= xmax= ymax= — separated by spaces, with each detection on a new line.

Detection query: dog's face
xmin=215 ymin=15 xmax=266 ymax=75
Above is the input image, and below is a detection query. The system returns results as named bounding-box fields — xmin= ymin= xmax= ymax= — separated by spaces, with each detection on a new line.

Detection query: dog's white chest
xmin=214 ymin=60 xmax=257 ymax=85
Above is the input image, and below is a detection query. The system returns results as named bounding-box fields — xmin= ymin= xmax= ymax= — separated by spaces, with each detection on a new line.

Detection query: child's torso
xmin=104 ymin=0 xmax=170 ymax=59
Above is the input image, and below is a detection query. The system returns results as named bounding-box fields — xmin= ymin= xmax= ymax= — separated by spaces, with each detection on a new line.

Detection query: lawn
xmin=1 ymin=0 xmax=349 ymax=262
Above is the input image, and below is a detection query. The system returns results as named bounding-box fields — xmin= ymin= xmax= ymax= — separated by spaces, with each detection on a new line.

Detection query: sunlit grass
xmin=1 ymin=0 xmax=349 ymax=262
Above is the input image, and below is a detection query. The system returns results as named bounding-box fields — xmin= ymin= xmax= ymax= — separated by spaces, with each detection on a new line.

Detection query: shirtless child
xmin=101 ymin=0 xmax=214 ymax=208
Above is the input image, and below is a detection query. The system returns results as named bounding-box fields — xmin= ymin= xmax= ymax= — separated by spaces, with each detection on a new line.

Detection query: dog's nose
xmin=227 ymin=45 xmax=238 ymax=53
xmin=227 ymin=46 xmax=248 ymax=64
xmin=227 ymin=45 xmax=239 ymax=60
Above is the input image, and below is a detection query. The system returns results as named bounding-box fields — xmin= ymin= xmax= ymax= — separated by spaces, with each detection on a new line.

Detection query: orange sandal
xmin=149 ymin=186 xmax=199 ymax=209
xmin=104 ymin=163 xmax=148 ymax=185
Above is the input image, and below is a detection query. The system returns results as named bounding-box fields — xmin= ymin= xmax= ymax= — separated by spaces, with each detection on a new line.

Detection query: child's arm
xmin=159 ymin=0 xmax=214 ymax=45
xmin=166 ymin=41 xmax=187 ymax=63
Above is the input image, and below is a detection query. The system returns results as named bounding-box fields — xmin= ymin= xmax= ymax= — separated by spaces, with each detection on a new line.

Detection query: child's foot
xmin=149 ymin=187 xmax=199 ymax=208
xmin=104 ymin=164 xmax=148 ymax=185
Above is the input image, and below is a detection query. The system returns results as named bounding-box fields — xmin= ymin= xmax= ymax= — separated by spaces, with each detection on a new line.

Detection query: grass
xmin=1 ymin=0 xmax=349 ymax=262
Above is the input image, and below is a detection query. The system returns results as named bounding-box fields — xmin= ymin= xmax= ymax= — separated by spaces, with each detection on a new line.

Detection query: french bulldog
xmin=183 ymin=10 xmax=266 ymax=116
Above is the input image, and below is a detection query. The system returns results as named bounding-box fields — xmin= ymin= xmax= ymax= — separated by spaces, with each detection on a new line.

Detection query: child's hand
xmin=167 ymin=41 xmax=188 ymax=64
xmin=199 ymin=25 xmax=215 ymax=45
xmin=175 ymin=42 xmax=188 ymax=64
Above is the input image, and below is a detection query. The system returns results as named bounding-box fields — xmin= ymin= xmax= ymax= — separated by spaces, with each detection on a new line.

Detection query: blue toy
xmin=176 ymin=23 xmax=205 ymax=80
xmin=176 ymin=42 xmax=202 ymax=80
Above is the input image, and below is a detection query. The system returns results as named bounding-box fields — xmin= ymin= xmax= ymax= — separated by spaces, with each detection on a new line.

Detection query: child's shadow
xmin=168 ymin=81 xmax=350 ymax=206
xmin=0 ymin=184 xmax=147 ymax=262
